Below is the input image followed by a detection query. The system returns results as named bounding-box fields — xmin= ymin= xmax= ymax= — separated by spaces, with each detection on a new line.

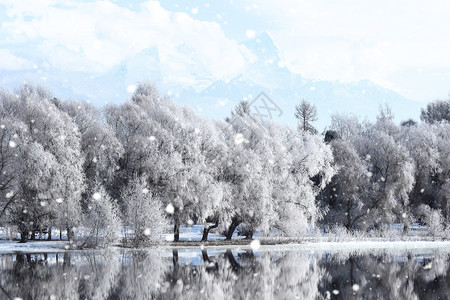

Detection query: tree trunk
xmin=59 ymin=230 xmax=62 ymax=240
xmin=172 ymin=249 xmax=180 ymax=284
xmin=67 ymin=227 xmax=73 ymax=241
xmin=173 ymin=222 xmax=180 ymax=242
xmin=19 ymin=230 xmax=28 ymax=243
xmin=225 ymin=249 xmax=241 ymax=272
xmin=47 ymin=228 xmax=52 ymax=241
xmin=403 ymin=223 xmax=409 ymax=236
xmin=201 ymin=220 xmax=219 ymax=242
xmin=30 ymin=230 xmax=35 ymax=240
xmin=201 ymin=249 xmax=211 ymax=263
xmin=226 ymin=218 xmax=241 ymax=241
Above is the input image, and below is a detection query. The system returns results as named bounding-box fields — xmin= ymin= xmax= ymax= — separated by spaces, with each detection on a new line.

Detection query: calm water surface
xmin=0 ymin=247 xmax=449 ymax=299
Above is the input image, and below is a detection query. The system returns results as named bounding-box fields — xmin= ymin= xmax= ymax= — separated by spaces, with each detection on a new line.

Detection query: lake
xmin=0 ymin=246 xmax=449 ymax=299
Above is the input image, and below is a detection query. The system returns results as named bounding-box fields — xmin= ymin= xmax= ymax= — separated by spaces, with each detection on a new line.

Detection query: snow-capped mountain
xmin=0 ymin=32 xmax=424 ymax=130
xmin=176 ymin=32 xmax=424 ymax=130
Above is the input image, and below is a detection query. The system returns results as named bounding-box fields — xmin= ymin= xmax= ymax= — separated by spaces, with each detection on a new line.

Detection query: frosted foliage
xmin=122 ymin=178 xmax=168 ymax=246
xmin=221 ymin=114 xmax=333 ymax=236
xmin=106 ymin=82 xmax=225 ymax=240
xmin=0 ymin=85 xmax=84 ymax=238
xmin=77 ymin=185 xmax=122 ymax=248
xmin=415 ymin=204 xmax=444 ymax=237
xmin=56 ymin=100 xmax=123 ymax=188
xmin=355 ymin=127 xmax=415 ymax=224
xmin=276 ymin=203 xmax=308 ymax=236
xmin=330 ymin=113 xmax=364 ymax=140
xmin=322 ymin=139 xmax=370 ymax=230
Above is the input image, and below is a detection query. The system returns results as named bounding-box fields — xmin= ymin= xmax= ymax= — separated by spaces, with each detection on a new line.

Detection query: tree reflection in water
xmin=0 ymin=248 xmax=449 ymax=299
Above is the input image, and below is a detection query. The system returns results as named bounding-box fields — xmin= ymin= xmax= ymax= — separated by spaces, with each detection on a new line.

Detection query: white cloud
xmin=254 ymin=0 xmax=450 ymax=100
xmin=0 ymin=49 xmax=33 ymax=70
xmin=0 ymin=0 xmax=251 ymax=89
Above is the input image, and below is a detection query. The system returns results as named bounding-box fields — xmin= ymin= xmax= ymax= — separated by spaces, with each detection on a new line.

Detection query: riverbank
xmin=2 ymin=238 xmax=450 ymax=254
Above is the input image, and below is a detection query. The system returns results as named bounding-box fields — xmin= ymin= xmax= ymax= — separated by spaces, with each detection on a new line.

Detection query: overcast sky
xmin=1 ymin=0 xmax=449 ymax=103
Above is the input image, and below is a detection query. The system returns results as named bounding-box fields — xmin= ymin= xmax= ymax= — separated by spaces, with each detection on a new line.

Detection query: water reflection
xmin=0 ymin=247 xmax=449 ymax=299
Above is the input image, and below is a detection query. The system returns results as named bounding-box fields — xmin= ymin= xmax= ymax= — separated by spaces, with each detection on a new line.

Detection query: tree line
xmin=0 ymin=83 xmax=448 ymax=246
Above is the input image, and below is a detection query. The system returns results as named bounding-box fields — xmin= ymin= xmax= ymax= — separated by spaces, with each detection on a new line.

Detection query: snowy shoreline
xmin=2 ymin=239 xmax=450 ymax=254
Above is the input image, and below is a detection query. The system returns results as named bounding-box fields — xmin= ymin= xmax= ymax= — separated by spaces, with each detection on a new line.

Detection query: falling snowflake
xmin=191 ymin=7 xmax=199 ymax=14
xmin=5 ymin=191 xmax=14 ymax=198
xmin=246 ymin=30 xmax=255 ymax=39
xmin=144 ymin=228 xmax=151 ymax=236
xmin=250 ymin=239 xmax=261 ymax=250
xmin=165 ymin=203 xmax=175 ymax=214
xmin=55 ymin=198 xmax=63 ymax=204
xmin=40 ymin=201 xmax=48 ymax=207
xmin=8 ymin=141 xmax=17 ymax=148
xmin=92 ymin=192 xmax=101 ymax=200
xmin=126 ymin=85 xmax=137 ymax=93
xmin=142 ymin=188 xmax=149 ymax=194
xmin=352 ymin=284 xmax=360 ymax=291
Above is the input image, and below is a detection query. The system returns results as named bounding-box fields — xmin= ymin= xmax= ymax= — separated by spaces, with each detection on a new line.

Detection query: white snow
xmin=165 ymin=203 xmax=174 ymax=214
xmin=250 ymin=239 xmax=261 ymax=250
xmin=0 ymin=240 xmax=68 ymax=254
xmin=246 ymin=30 xmax=255 ymax=39
xmin=126 ymin=85 xmax=136 ymax=93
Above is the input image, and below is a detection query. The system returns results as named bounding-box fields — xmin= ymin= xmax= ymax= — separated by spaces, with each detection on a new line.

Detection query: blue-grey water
xmin=0 ymin=247 xmax=449 ymax=299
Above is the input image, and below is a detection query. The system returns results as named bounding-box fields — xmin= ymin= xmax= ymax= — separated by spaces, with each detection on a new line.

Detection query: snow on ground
xmin=1 ymin=224 xmax=450 ymax=255
xmin=0 ymin=240 xmax=69 ymax=254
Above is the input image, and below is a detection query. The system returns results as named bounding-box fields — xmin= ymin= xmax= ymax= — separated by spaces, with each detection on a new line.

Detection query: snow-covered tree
xmin=0 ymin=85 xmax=85 ymax=242
xmin=432 ymin=122 xmax=450 ymax=222
xmin=77 ymin=185 xmax=122 ymax=248
xmin=106 ymin=82 xmax=221 ymax=241
xmin=320 ymin=139 xmax=371 ymax=230
xmin=295 ymin=99 xmax=318 ymax=134
xmin=420 ymin=99 xmax=450 ymax=124
xmin=219 ymin=115 xmax=275 ymax=239
xmin=52 ymin=99 xmax=123 ymax=194
xmin=122 ymin=178 xmax=168 ymax=246
xmin=400 ymin=123 xmax=440 ymax=211
xmin=354 ymin=125 xmax=415 ymax=230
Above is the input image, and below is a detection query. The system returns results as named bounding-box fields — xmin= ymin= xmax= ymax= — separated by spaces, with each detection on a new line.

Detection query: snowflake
xmin=246 ymin=30 xmax=255 ymax=39
xmin=165 ymin=203 xmax=175 ymax=214
xmin=250 ymin=239 xmax=261 ymax=250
